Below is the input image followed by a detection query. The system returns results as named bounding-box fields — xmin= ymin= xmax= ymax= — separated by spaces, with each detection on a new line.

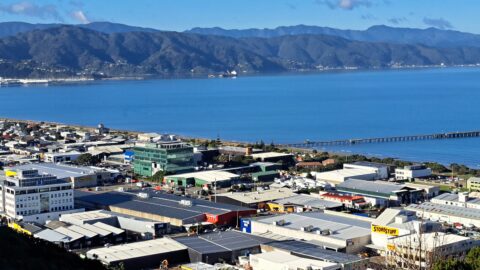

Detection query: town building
xmin=213 ymin=188 xmax=296 ymax=209
xmin=395 ymin=164 xmax=432 ymax=180
xmin=133 ymin=137 xmax=194 ymax=177
xmin=250 ymin=152 xmax=294 ymax=164
xmin=318 ymin=192 xmax=367 ymax=209
xmin=249 ymin=250 xmax=340 ymax=270
xmin=430 ymin=192 xmax=480 ymax=209
xmin=0 ymin=168 xmax=78 ymax=224
xmin=369 ymin=208 xmax=441 ymax=255
xmin=174 ymin=231 xmax=271 ymax=264
xmin=9 ymin=163 xmax=121 ymax=188
xmin=406 ymin=202 xmax=480 ymax=227
xmin=74 ymin=190 xmax=256 ymax=227
xmin=60 ymin=210 xmax=171 ymax=238
xmin=467 ymin=177 xmax=480 ymax=192
xmin=242 ymin=211 xmax=373 ymax=253
xmin=267 ymin=194 xmax=343 ymax=213
xmin=262 ymin=240 xmax=368 ymax=270
xmin=314 ymin=162 xmax=388 ymax=186
xmin=336 ymin=179 xmax=424 ymax=207
xmin=86 ymin=238 xmax=189 ymax=270
xmin=164 ymin=170 xmax=240 ymax=188
xmin=386 ymin=232 xmax=478 ymax=269
xmin=43 ymin=151 xmax=82 ymax=163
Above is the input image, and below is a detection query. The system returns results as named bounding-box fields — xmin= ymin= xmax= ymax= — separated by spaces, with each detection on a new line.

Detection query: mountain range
xmin=0 ymin=22 xmax=480 ymax=78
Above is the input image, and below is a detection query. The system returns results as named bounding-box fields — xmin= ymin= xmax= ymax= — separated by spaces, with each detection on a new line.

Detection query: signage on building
xmin=371 ymin=224 xmax=399 ymax=236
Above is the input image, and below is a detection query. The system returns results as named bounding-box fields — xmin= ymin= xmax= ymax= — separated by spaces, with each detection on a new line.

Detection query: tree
xmin=150 ymin=171 xmax=165 ymax=183
xmin=75 ymin=153 xmax=99 ymax=166
xmin=432 ymin=259 xmax=470 ymax=270
xmin=465 ymin=247 xmax=480 ymax=269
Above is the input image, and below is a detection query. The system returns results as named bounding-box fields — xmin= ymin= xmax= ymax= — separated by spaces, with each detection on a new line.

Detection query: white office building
xmin=43 ymin=151 xmax=82 ymax=163
xmin=395 ymin=164 xmax=432 ymax=180
xmin=0 ymin=168 xmax=76 ymax=224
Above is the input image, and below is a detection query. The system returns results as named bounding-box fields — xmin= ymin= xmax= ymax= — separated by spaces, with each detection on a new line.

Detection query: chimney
xmin=246 ymin=147 xmax=253 ymax=156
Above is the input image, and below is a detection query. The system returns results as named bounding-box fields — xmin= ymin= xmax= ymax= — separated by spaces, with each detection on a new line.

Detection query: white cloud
xmin=316 ymin=0 xmax=372 ymax=10
xmin=0 ymin=1 xmax=63 ymax=21
xmin=71 ymin=10 xmax=90 ymax=24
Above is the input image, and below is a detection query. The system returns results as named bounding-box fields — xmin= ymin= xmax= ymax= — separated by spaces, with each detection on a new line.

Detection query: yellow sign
xmin=387 ymin=243 xmax=396 ymax=251
xmin=8 ymin=222 xmax=32 ymax=235
xmin=5 ymin=170 xmax=17 ymax=177
xmin=371 ymin=224 xmax=399 ymax=236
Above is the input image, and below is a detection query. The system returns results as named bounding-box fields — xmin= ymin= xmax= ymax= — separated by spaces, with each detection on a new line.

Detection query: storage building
xmin=75 ymin=190 xmax=256 ymax=227
xmin=86 ymin=238 xmax=189 ymax=270
xmin=174 ymin=231 xmax=271 ymax=264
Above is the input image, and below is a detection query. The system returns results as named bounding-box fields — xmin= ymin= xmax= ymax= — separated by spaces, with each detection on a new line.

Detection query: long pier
xmin=283 ymin=130 xmax=480 ymax=148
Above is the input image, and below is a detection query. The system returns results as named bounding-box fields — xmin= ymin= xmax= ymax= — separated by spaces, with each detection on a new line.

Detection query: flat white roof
xmin=61 ymin=210 xmax=114 ymax=221
xmin=391 ymin=232 xmax=472 ymax=251
xmin=250 ymin=152 xmax=293 ymax=159
xmin=215 ymin=188 xmax=296 ymax=204
xmin=87 ymin=238 xmax=187 ymax=263
xmin=255 ymin=211 xmax=371 ymax=241
xmin=315 ymin=169 xmax=376 ymax=181
xmin=168 ymin=170 xmax=239 ymax=183
xmin=251 ymin=250 xmax=338 ymax=269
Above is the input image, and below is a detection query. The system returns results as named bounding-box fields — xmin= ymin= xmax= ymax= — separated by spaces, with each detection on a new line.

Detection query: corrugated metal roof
xmin=78 ymin=223 xmax=112 ymax=237
xmin=92 ymin=222 xmax=124 ymax=235
xmin=214 ymin=188 xmax=295 ymax=204
xmin=266 ymin=240 xmax=365 ymax=264
xmin=337 ymin=179 xmax=407 ymax=197
xmin=54 ymin=226 xmax=84 ymax=242
xmin=273 ymin=194 xmax=342 ymax=210
xmin=406 ymin=202 xmax=480 ymax=220
xmin=35 ymin=229 xmax=70 ymax=243
xmin=75 ymin=190 xmax=252 ymax=221
xmin=174 ymin=231 xmax=271 ymax=253
xmin=255 ymin=211 xmax=371 ymax=241
xmin=86 ymin=238 xmax=187 ymax=263
xmin=68 ymin=225 xmax=98 ymax=238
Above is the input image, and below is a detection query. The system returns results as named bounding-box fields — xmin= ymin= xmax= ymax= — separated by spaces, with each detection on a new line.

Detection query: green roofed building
xmin=133 ymin=140 xmax=194 ymax=177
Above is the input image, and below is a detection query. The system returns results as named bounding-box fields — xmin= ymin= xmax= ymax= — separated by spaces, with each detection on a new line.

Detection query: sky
xmin=0 ymin=0 xmax=478 ymax=33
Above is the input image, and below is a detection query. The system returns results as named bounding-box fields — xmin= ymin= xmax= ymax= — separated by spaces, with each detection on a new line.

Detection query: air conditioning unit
xmin=274 ymin=219 xmax=286 ymax=226
xmin=301 ymin=225 xmax=314 ymax=232
xmin=179 ymin=199 xmax=193 ymax=207
xmin=137 ymin=192 xmax=150 ymax=199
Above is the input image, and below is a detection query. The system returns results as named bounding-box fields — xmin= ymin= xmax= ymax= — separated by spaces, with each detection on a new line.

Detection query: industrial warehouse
xmin=74 ymin=190 xmax=256 ymax=227
xmin=241 ymin=211 xmax=373 ymax=254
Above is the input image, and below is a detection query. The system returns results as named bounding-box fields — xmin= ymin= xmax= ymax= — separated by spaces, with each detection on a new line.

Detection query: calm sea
xmin=1 ymin=68 xmax=479 ymax=167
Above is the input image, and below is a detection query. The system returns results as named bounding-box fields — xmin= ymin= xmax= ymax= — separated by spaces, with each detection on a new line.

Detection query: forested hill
xmin=1 ymin=25 xmax=480 ymax=78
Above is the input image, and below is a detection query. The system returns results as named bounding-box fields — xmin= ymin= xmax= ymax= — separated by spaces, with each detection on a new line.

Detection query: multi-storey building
xmin=0 ymin=168 xmax=75 ymax=224
xmin=133 ymin=136 xmax=194 ymax=177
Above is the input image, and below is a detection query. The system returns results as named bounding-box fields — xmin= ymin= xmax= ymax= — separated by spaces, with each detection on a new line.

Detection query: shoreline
xmin=1 ymin=65 xmax=480 ymax=87
xmin=1 ymin=117 xmax=478 ymax=170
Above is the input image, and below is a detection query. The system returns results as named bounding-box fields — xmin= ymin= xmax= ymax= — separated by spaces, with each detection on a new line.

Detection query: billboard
xmin=371 ymin=224 xmax=399 ymax=236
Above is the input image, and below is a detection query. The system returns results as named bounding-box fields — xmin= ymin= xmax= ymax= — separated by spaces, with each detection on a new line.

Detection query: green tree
xmin=432 ymin=259 xmax=470 ymax=270
xmin=465 ymin=247 xmax=480 ymax=270
xmin=75 ymin=153 xmax=99 ymax=166
xmin=150 ymin=171 xmax=165 ymax=183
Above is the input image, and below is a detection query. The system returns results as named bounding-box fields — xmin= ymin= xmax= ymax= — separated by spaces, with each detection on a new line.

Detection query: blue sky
xmin=0 ymin=0 xmax=478 ymax=33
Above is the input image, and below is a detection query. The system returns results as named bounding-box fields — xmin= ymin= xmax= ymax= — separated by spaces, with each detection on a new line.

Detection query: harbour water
xmin=0 ymin=68 xmax=479 ymax=167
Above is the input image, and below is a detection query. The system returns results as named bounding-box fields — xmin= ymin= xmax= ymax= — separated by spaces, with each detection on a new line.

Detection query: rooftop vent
xmin=301 ymin=225 xmax=315 ymax=232
xmin=273 ymin=219 xmax=286 ymax=226
xmin=137 ymin=192 xmax=150 ymax=199
xmin=179 ymin=199 xmax=193 ymax=207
